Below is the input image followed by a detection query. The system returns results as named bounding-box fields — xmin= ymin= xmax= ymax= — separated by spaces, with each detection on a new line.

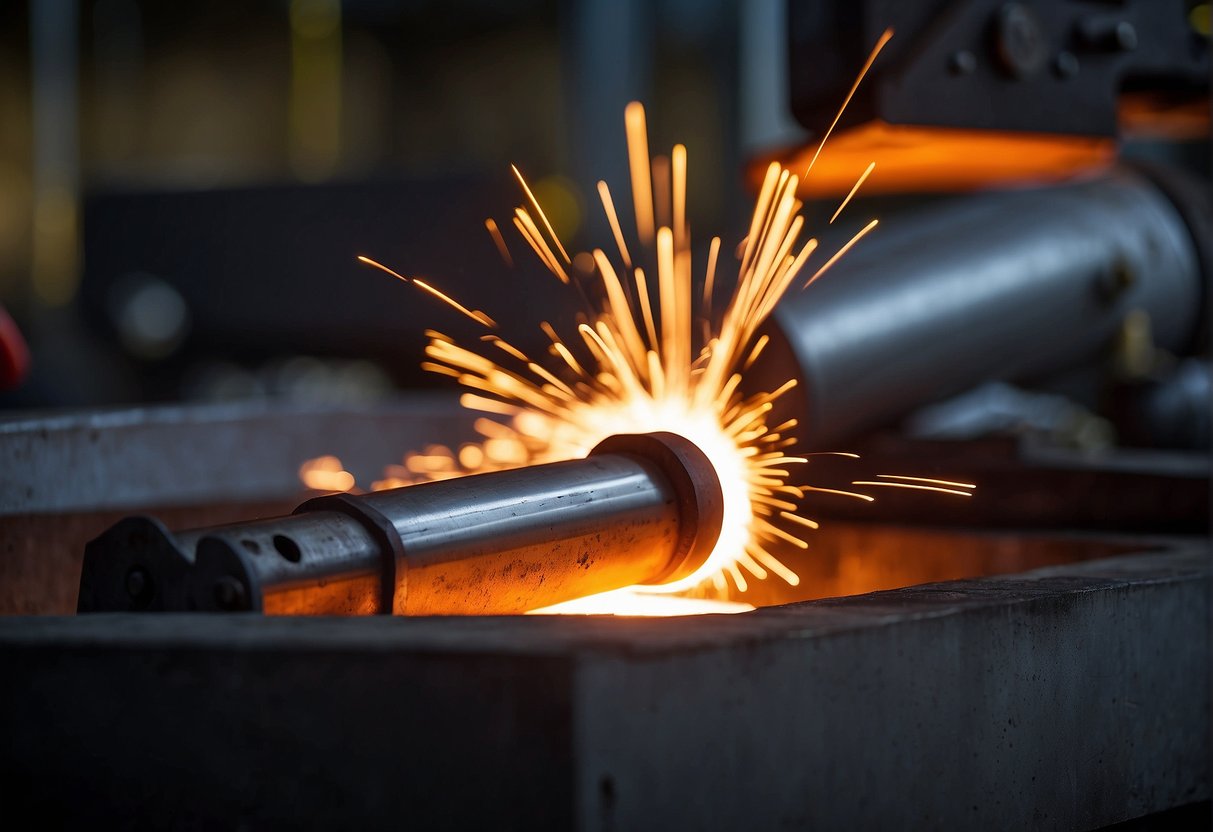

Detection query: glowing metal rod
xmin=79 ymin=432 xmax=724 ymax=616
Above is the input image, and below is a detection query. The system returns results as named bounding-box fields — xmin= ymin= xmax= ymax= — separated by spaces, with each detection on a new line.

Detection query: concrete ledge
xmin=0 ymin=395 xmax=474 ymax=514
xmin=1 ymin=545 xmax=1207 ymax=829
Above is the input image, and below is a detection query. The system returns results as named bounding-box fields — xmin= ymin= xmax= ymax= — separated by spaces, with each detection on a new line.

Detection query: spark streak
xmin=830 ymin=162 xmax=876 ymax=224
xmin=877 ymin=474 xmax=977 ymax=489
xmin=484 ymin=219 xmax=513 ymax=266
xmin=803 ymin=219 xmax=879 ymax=288
xmin=411 ymin=278 xmax=495 ymax=327
xmin=625 ymin=102 xmax=656 ymax=244
xmin=357 ymin=255 xmax=409 ymax=283
xmin=804 ymin=27 xmax=894 ymax=176
xmin=512 ymin=164 xmax=571 ymax=264
xmin=851 ymin=481 xmax=974 ymax=497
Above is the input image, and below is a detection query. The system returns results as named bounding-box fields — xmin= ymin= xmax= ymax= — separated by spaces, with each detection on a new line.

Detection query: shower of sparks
xmin=322 ymin=27 xmax=972 ymax=613
xmin=362 ymin=119 xmax=840 ymax=602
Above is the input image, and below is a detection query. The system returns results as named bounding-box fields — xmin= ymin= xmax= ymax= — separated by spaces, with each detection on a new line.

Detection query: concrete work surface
xmin=1 ymin=544 xmax=1208 ymax=830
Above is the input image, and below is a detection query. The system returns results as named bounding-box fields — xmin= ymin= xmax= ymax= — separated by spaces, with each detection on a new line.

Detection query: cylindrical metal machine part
xmin=749 ymin=168 xmax=1208 ymax=449
xmin=191 ymin=511 xmax=386 ymax=614
xmin=79 ymin=431 xmax=724 ymax=615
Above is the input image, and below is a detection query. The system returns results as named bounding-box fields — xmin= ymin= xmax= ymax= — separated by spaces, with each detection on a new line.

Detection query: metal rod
xmin=79 ymin=432 xmax=723 ymax=615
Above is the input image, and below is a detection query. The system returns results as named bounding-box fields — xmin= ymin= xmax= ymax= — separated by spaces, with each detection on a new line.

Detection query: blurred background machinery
xmin=0 ymin=0 xmax=1206 ymax=458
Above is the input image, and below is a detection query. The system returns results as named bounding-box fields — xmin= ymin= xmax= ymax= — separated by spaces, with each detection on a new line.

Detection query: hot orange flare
xmin=760 ymin=122 xmax=1116 ymax=198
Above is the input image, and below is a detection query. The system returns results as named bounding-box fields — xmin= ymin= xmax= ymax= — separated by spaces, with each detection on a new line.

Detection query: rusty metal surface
xmin=1 ymin=543 xmax=1206 ymax=830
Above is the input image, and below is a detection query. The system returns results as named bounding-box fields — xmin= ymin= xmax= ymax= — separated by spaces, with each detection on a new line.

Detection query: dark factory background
xmin=1 ymin=0 xmax=1209 ymax=448
xmin=0 ymin=0 xmax=790 ymax=409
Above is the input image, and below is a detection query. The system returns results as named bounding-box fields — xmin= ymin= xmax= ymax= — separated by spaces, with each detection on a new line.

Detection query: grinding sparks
xmin=338 ymin=28 xmax=972 ymax=613
xmin=362 ymin=104 xmax=849 ymax=604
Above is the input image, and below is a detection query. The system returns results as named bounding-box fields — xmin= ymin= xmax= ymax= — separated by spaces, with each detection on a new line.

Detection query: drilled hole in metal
xmin=273 ymin=534 xmax=302 ymax=563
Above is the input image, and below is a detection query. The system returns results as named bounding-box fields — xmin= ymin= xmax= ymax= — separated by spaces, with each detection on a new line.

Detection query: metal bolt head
xmin=213 ymin=576 xmax=249 ymax=611
xmin=995 ymin=3 xmax=1048 ymax=79
xmin=1054 ymin=51 xmax=1079 ymax=79
xmin=125 ymin=567 xmax=148 ymax=599
xmin=1112 ymin=22 xmax=1138 ymax=51
xmin=1077 ymin=17 xmax=1139 ymax=52
xmin=949 ymin=50 xmax=977 ymax=76
xmin=126 ymin=567 xmax=147 ymax=599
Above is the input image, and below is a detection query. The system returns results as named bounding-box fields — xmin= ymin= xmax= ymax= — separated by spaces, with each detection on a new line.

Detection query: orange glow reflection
xmin=299 ymin=455 xmax=356 ymax=492
xmin=758 ymin=122 xmax=1116 ymax=197
xmin=530 ymin=589 xmax=754 ymax=617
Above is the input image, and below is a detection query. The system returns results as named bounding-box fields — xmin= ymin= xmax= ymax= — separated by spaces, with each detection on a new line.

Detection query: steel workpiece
xmin=78 ymin=431 xmax=724 ymax=615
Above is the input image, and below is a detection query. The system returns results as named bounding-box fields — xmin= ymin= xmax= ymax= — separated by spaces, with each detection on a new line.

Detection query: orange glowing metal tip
xmin=878 ymin=474 xmax=977 ymax=489
xmin=830 ymin=162 xmax=877 ymax=224
xmin=852 ymin=481 xmax=974 ymax=497
xmin=804 ymin=27 xmax=894 ymax=177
